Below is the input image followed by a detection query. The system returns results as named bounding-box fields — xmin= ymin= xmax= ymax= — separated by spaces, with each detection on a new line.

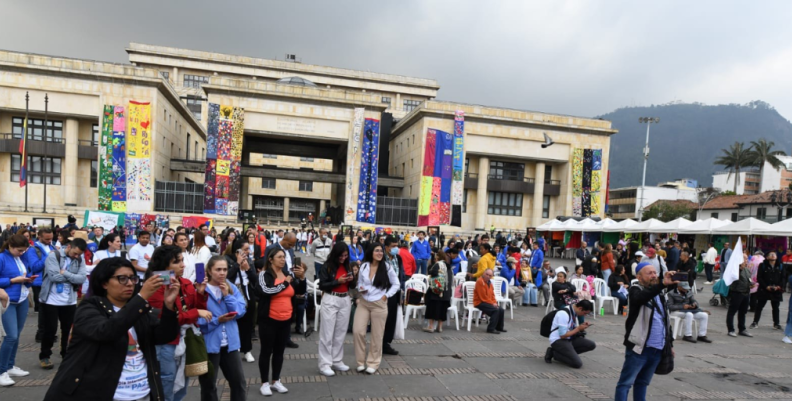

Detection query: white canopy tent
xmin=536 ymin=219 xmax=563 ymax=231
xmin=578 ymin=218 xmax=605 ymax=232
xmin=628 ymin=218 xmax=667 ymax=233
xmin=654 ymin=217 xmax=694 ymax=232
xmin=676 ymin=218 xmax=732 ymax=235
xmin=601 ymin=218 xmax=638 ymax=233
xmin=710 ymin=218 xmax=773 ymax=235
xmin=753 ymin=218 xmax=792 ymax=237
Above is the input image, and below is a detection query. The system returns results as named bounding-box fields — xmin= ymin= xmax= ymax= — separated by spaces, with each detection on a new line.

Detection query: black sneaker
xmin=383 ymin=346 xmax=399 ymax=355
xmin=497 ymin=329 xmax=508 ymax=333
xmin=544 ymin=347 xmax=553 ymax=364
xmin=749 ymin=322 xmax=758 ymax=329
xmin=486 ymin=330 xmax=501 ymax=335
xmin=682 ymin=336 xmax=697 ymax=343
xmin=286 ymin=341 xmax=299 ymax=349
xmin=774 ymin=325 xmax=783 ymax=330
xmin=697 ymin=336 xmax=712 ymax=343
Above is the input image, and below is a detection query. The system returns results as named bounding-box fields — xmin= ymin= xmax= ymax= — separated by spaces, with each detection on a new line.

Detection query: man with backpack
xmin=542 ymin=300 xmax=596 ymax=368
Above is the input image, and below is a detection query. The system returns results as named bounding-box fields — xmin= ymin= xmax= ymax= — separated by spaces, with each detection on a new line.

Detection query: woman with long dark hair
xmin=348 ymin=235 xmax=364 ymax=265
xmin=552 ymin=271 xmax=578 ymax=310
xmin=608 ymin=265 xmax=629 ymax=315
xmin=43 ymin=257 xmax=180 ymax=400
xmin=220 ymin=231 xmax=237 ymax=255
xmin=424 ymin=247 xmax=456 ymax=333
xmin=0 ymin=234 xmax=33 ymax=386
xmin=255 ymin=248 xmax=293 ymax=396
xmin=317 ymin=242 xmax=355 ymax=376
xmin=225 ymin=239 xmax=257 ymax=364
xmin=353 ymin=243 xmax=399 ymax=374
xmin=472 ymin=243 xmax=496 ymax=279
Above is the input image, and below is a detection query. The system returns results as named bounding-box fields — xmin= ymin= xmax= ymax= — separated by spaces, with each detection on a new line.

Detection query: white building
xmin=608 ymin=185 xmax=699 ymax=220
xmin=712 ymin=156 xmax=792 ymax=195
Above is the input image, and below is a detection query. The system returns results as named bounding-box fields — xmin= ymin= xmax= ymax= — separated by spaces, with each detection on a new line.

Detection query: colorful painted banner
xmin=203 ymin=104 xmax=244 ymax=216
xmin=451 ymin=111 xmax=465 ymax=227
xmin=418 ymin=129 xmax=454 ymax=226
xmin=572 ymin=148 xmax=604 ymax=218
xmin=111 ymin=106 xmax=127 ymax=212
xmin=182 ymin=216 xmax=214 ymax=230
xmin=356 ymin=118 xmax=380 ymax=223
xmin=572 ymin=148 xmax=583 ymax=198
xmin=345 ymin=108 xmax=365 ymax=221
xmin=126 ymin=101 xmax=152 ymax=211
xmin=436 ymin=129 xmax=454 ymax=225
xmin=84 ymin=210 xmax=125 ymax=232
xmin=98 ymin=105 xmax=114 ymax=210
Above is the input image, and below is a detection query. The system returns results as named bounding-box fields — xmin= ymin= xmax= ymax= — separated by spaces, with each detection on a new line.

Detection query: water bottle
xmin=600 ymin=307 xmax=604 ymax=316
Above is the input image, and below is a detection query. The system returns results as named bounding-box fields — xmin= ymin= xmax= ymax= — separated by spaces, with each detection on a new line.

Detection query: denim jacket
xmin=198 ymin=281 xmax=246 ymax=354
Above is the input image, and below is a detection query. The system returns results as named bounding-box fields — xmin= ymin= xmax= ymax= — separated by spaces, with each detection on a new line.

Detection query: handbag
xmin=405 ymin=288 xmax=424 ymax=305
xmin=183 ymin=327 xmax=211 ymax=377
xmin=394 ymin=305 xmax=405 ymax=340
xmin=655 ymin=340 xmax=675 ymax=375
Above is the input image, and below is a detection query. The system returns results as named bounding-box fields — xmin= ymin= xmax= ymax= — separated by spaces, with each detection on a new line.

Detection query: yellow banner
xmin=127 ymin=101 xmax=151 ymax=159
xmin=216 ymin=160 xmax=230 ymax=176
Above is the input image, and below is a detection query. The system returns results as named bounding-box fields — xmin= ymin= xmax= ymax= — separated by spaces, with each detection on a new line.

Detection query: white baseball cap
xmin=635 ymin=251 xmax=645 ymax=257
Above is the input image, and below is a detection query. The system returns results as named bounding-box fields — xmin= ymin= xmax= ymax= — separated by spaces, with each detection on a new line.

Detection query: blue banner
xmin=356 ymin=118 xmax=380 ymax=223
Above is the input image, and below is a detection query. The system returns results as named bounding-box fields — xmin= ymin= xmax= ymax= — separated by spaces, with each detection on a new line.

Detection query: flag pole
xmin=23 ymin=91 xmax=29 ymax=213
xmin=43 ymin=93 xmax=48 ymax=213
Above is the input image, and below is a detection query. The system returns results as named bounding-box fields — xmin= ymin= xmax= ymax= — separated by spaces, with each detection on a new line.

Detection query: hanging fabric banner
xmin=203 ymin=104 xmax=244 ymax=216
xmin=417 ymin=129 xmax=436 ymax=226
xmin=604 ymin=170 xmax=611 ymax=214
xmin=126 ymin=101 xmax=152 ymax=212
xmin=451 ymin=110 xmax=465 ymax=227
xmin=437 ymin=129 xmax=454 ymax=225
xmin=345 ymin=108 xmax=365 ymax=221
xmin=356 ymin=118 xmax=380 ymax=223
xmin=111 ymin=106 xmax=127 ymax=212
xmin=98 ymin=105 xmax=114 ymax=210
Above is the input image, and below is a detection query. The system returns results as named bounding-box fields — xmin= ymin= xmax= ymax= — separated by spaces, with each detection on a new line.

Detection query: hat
xmin=635 ymin=251 xmax=645 ymax=257
xmin=635 ymin=261 xmax=652 ymax=274
xmin=507 ymin=256 xmax=517 ymax=265
xmin=678 ymin=281 xmax=691 ymax=290
xmin=555 ymin=266 xmax=568 ymax=275
xmin=645 ymin=248 xmax=656 ymax=258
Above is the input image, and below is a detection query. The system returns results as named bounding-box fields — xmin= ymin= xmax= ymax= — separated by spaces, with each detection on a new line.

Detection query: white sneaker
xmin=704 ymin=281 xmax=713 ymax=285
xmin=260 ymin=383 xmax=272 ymax=396
xmin=319 ymin=367 xmax=336 ymax=377
xmin=6 ymin=366 xmax=28 ymax=377
xmin=356 ymin=365 xmax=366 ymax=372
xmin=365 ymin=367 xmax=377 ymax=374
xmin=783 ymin=336 xmax=792 ymax=344
xmin=271 ymin=380 xmax=288 ymax=393
xmin=0 ymin=372 xmax=14 ymax=387
xmin=243 ymin=352 xmax=255 ymax=363
xmin=332 ymin=363 xmax=350 ymax=372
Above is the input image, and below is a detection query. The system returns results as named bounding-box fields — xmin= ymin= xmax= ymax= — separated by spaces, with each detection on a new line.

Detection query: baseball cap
xmin=645 ymin=248 xmax=656 ymax=258
xmin=635 ymin=251 xmax=645 ymax=257
xmin=678 ymin=281 xmax=691 ymax=290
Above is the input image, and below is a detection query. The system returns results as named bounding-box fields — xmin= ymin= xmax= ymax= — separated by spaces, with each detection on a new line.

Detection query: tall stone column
xmin=532 ymin=162 xmax=546 ymax=227
xmin=475 ymin=156 xmax=489 ymax=230
xmin=283 ymin=197 xmax=290 ymax=224
xmin=64 ymin=118 xmax=79 ymax=206
xmin=320 ymin=199 xmax=326 ymax=214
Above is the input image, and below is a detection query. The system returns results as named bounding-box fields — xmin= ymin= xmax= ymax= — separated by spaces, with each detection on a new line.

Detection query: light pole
xmin=637 ymin=117 xmax=659 ymax=221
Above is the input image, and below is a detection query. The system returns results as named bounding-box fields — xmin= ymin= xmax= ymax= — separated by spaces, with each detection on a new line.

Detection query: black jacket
xmin=317 ymin=260 xmax=356 ymax=293
xmin=251 ymin=267 xmax=305 ymax=322
xmin=757 ymin=260 xmax=785 ymax=300
xmin=226 ymin=255 xmax=257 ymax=303
xmin=44 ymin=295 xmax=179 ymax=401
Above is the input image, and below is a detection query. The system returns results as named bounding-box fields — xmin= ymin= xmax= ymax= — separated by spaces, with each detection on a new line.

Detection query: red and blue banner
xmin=356 ymin=118 xmax=380 ymax=224
xmin=419 ymin=129 xmax=454 ymax=226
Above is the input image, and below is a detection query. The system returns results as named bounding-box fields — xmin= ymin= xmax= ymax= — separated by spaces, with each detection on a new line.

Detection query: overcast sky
xmin=3 ymin=0 xmax=792 ymax=120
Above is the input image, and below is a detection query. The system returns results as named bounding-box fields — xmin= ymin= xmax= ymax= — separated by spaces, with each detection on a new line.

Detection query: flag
xmin=19 ymin=119 xmax=27 ymax=187
xmin=722 ymin=237 xmax=742 ymax=286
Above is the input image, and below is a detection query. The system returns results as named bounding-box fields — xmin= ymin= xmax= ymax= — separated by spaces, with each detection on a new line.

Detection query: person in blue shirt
xmin=410 ymin=231 xmax=431 ymax=275
xmin=537 ymin=235 xmax=546 ymax=253
xmin=348 ymin=235 xmax=365 ymax=265
xmin=530 ymin=242 xmax=544 ymax=273
xmin=494 ymin=244 xmax=508 ymax=269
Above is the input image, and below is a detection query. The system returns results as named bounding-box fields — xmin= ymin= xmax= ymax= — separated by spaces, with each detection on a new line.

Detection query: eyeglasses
xmin=112 ymin=275 xmax=140 ymax=285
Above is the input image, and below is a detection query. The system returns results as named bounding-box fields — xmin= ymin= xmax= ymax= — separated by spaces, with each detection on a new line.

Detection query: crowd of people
xmin=0 ymin=221 xmax=790 ymax=401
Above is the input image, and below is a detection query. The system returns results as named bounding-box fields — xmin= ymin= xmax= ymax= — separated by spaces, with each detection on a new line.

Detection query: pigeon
xmin=541 ymin=132 xmax=555 ymax=148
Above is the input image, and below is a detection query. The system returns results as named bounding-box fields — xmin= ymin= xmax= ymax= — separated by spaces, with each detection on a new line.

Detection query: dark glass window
xmin=381 ymin=96 xmax=391 ymax=105
xmin=183 ymin=74 xmax=209 ymax=88
xmin=91 ymin=160 xmax=98 ymax=188
xmin=11 ymin=155 xmax=61 ymax=185
xmin=488 ymin=192 xmax=523 ymax=216
xmin=186 ymin=96 xmax=202 ymax=120
xmin=542 ymin=195 xmax=550 ymax=218
xmin=12 ymin=117 xmax=62 ymax=142
xmin=92 ymin=124 xmax=100 ymax=146
xmin=489 ymin=161 xmax=524 ymax=181
xmin=261 ymin=178 xmax=276 ymax=189
xmin=299 ymin=181 xmax=313 ymax=192
xmin=403 ymin=99 xmax=421 ymax=112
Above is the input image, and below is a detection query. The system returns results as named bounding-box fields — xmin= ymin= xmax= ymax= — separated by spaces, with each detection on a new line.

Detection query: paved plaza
xmin=3 ymin=256 xmax=792 ymax=400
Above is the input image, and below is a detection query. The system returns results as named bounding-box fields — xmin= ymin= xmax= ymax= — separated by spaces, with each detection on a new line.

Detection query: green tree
xmin=641 ymin=202 xmax=693 ymax=222
xmin=714 ymin=142 xmax=753 ymax=193
xmin=749 ymin=138 xmax=786 ymax=190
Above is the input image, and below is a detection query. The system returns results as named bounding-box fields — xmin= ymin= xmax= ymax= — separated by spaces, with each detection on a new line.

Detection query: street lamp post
xmin=637 ymin=117 xmax=659 ymax=221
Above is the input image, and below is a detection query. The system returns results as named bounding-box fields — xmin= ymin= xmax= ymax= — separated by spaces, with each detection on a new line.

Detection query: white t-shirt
xmin=129 ymin=244 xmax=155 ymax=279
xmin=112 ymin=305 xmax=150 ymax=401
xmin=549 ymin=307 xmax=576 ymax=344
xmin=204 ymin=235 xmax=217 ymax=248
xmin=13 ymin=257 xmax=28 ymax=303
xmin=207 ymin=284 xmax=228 ymax=347
xmin=45 ymin=255 xmax=75 ymax=306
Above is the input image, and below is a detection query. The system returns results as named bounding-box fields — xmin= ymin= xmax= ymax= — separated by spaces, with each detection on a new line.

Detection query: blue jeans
xmin=0 ymin=301 xmax=29 ymax=374
xmin=522 ymin=284 xmax=538 ymax=305
xmin=416 ymin=259 xmax=428 ymax=275
xmin=156 ymin=344 xmax=187 ymax=401
xmin=602 ymin=269 xmax=612 ymax=283
xmin=615 ymin=347 xmax=663 ymax=401
xmin=612 ymin=290 xmax=628 ymax=314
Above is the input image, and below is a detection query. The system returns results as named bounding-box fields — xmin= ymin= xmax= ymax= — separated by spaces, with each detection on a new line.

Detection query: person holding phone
xmin=254 ymin=248 xmax=294 ymax=396
xmin=0 ymin=234 xmax=35 ymax=386
xmin=225 ymin=240 xmax=257 ymax=363
xmin=197 ymin=256 xmax=247 ymax=401
xmin=317 ymin=242 xmax=354 ymax=376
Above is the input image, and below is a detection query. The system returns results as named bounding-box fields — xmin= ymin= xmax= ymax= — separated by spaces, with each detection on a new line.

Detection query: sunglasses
xmin=112 ymin=275 xmax=140 ymax=285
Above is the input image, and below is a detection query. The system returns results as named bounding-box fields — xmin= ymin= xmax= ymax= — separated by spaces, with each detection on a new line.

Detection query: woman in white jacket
xmin=191 ymin=230 xmax=212 ymax=271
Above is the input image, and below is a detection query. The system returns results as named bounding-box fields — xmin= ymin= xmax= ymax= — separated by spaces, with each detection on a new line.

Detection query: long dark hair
xmin=144 ymin=245 xmax=183 ymax=279
xmin=98 ymin=233 xmax=119 ymax=251
xmin=325 ymin=241 xmax=351 ymax=274
xmin=480 ymin=243 xmax=496 ymax=257
xmin=362 ymin=243 xmax=390 ymax=290
xmin=89 ymin=257 xmax=137 ymax=298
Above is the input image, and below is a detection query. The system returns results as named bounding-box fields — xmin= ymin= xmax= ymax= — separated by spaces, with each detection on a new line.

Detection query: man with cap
xmin=643 ymin=248 xmax=666 ymax=277
xmin=628 ymin=251 xmax=645 ymax=280
xmin=668 ymin=281 xmax=711 ymax=343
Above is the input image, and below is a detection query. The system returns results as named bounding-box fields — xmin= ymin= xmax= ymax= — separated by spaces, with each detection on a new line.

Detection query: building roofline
xmin=127 ymin=43 xmax=440 ymax=91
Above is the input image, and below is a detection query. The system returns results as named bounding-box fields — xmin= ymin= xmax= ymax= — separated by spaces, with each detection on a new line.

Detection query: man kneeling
xmin=668 ymin=281 xmax=711 ymax=343
xmin=545 ymin=300 xmax=596 ymax=368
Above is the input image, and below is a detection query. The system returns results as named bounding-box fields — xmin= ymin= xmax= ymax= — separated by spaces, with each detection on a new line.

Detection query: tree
xmin=714 ymin=142 xmax=753 ymax=193
xmin=641 ymin=202 xmax=694 ymax=222
xmin=749 ymin=138 xmax=786 ymax=190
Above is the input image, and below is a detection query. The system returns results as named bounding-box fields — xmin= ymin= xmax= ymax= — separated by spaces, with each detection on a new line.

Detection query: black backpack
xmin=540 ymin=308 xmax=569 ymax=337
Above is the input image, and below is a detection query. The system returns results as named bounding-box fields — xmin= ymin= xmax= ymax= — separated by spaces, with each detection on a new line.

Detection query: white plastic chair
xmin=312 ymin=279 xmax=322 ymax=329
xmin=630 ymin=279 xmax=639 ymax=287
xmin=545 ymin=277 xmax=557 ymax=314
xmin=594 ymin=278 xmax=619 ymax=315
xmin=403 ymin=279 xmax=427 ymax=327
xmin=491 ymin=276 xmax=513 ymax=319
xmin=450 ymin=276 xmax=467 ymax=316
xmin=670 ymin=313 xmax=698 ymax=339
xmin=463 ymin=281 xmax=482 ymax=331
xmin=446 ymin=301 xmax=460 ymax=330
xmin=570 ymin=279 xmax=594 ymax=319
xmin=454 ymin=272 xmax=467 ymax=282
xmin=411 ymin=274 xmax=429 ymax=286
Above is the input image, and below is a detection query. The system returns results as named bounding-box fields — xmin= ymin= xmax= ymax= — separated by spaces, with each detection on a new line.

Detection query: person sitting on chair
xmin=473 ymin=269 xmax=506 ymax=334
xmin=668 ymin=281 xmax=711 ymax=343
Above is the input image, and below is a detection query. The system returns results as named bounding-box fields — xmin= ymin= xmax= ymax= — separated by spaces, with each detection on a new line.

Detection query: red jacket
xmin=399 ymin=248 xmax=417 ymax=276
xmin=147 ymin=276 xmax=207 ymax=345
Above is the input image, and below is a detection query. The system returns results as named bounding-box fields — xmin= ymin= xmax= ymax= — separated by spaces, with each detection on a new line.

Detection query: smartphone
xmin=671 ymin=272 xmax=688 ymax=282
xmin=29 ymin=275 xmax=39 ymax=280
xmin=294 ymin=257 xmax=301 ymax=267
xmin=226 ymin=311 xmax=238 ymax=317
xmin=195 ymin=263 xmax=205 ymax=284
xmin=152 ymin=270 xmax=174 ymax=285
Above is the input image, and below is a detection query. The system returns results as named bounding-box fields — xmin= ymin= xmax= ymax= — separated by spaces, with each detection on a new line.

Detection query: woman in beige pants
xmin=353 ymin=243 xmax=400 ymax=374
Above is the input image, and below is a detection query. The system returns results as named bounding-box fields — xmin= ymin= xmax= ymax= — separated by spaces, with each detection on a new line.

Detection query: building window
xmin=183 ymin=74 xmax=209 ymax=88
xmin=91 ymin=160 xmax=98 ymax=188
xmin=488 ymin=192 xmax=523 ymax=216
xmin=299 ymin=181 xmax=313 ymax=191
xmin=186 ymin=134 xmax=191 ymax=160
xmin=186 ymin=96 xmax=202 ymax=120
xmin=12 ymin=117 xmax=62 ymax=142
xmin=261 ymin=178 xmax=276 ymax=189
xmin=544 ymin=165 xmax=553 ymax=183
xmin=11 ymin=155 xmax=61 ymax=185
xmin=195 ymin=141 xmax=198 ymax=160
xmin=300 ymin=157 xmax=314 ymax=162
xmin=731 ymin=212 xmax=738 ymax=222
xmin=202 ymin=148 xmax=205 ymax=159
xmin=542 ymin=195 xmax=550 ymax=218
xmin=489 ymin=161 xmax=525 ymax=181
xmin=465 ymin=158 xmax=469 ymax=174
xmin=262 ymin=154 xmax=277 ymax=159
xmin=757 ymin=207 xmax=767 ymax=220
xmin=463 ymin=189 xmax=468 ymax=213
xmin=92 ymin=124 xmax=100 ymax=146
xmin=381 ymin=96 xmax=391 ymax=105
xmin=711 ymin=212 xmax=719 ymax=219
xmin=160 ymin=71 xmax=169 ymax=80
xmin=403 ymin=99 xmax=421 ymax=112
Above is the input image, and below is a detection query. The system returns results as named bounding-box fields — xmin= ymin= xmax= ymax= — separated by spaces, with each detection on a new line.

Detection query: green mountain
xmin=598 ymin=101 xmax=792 ymax=189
